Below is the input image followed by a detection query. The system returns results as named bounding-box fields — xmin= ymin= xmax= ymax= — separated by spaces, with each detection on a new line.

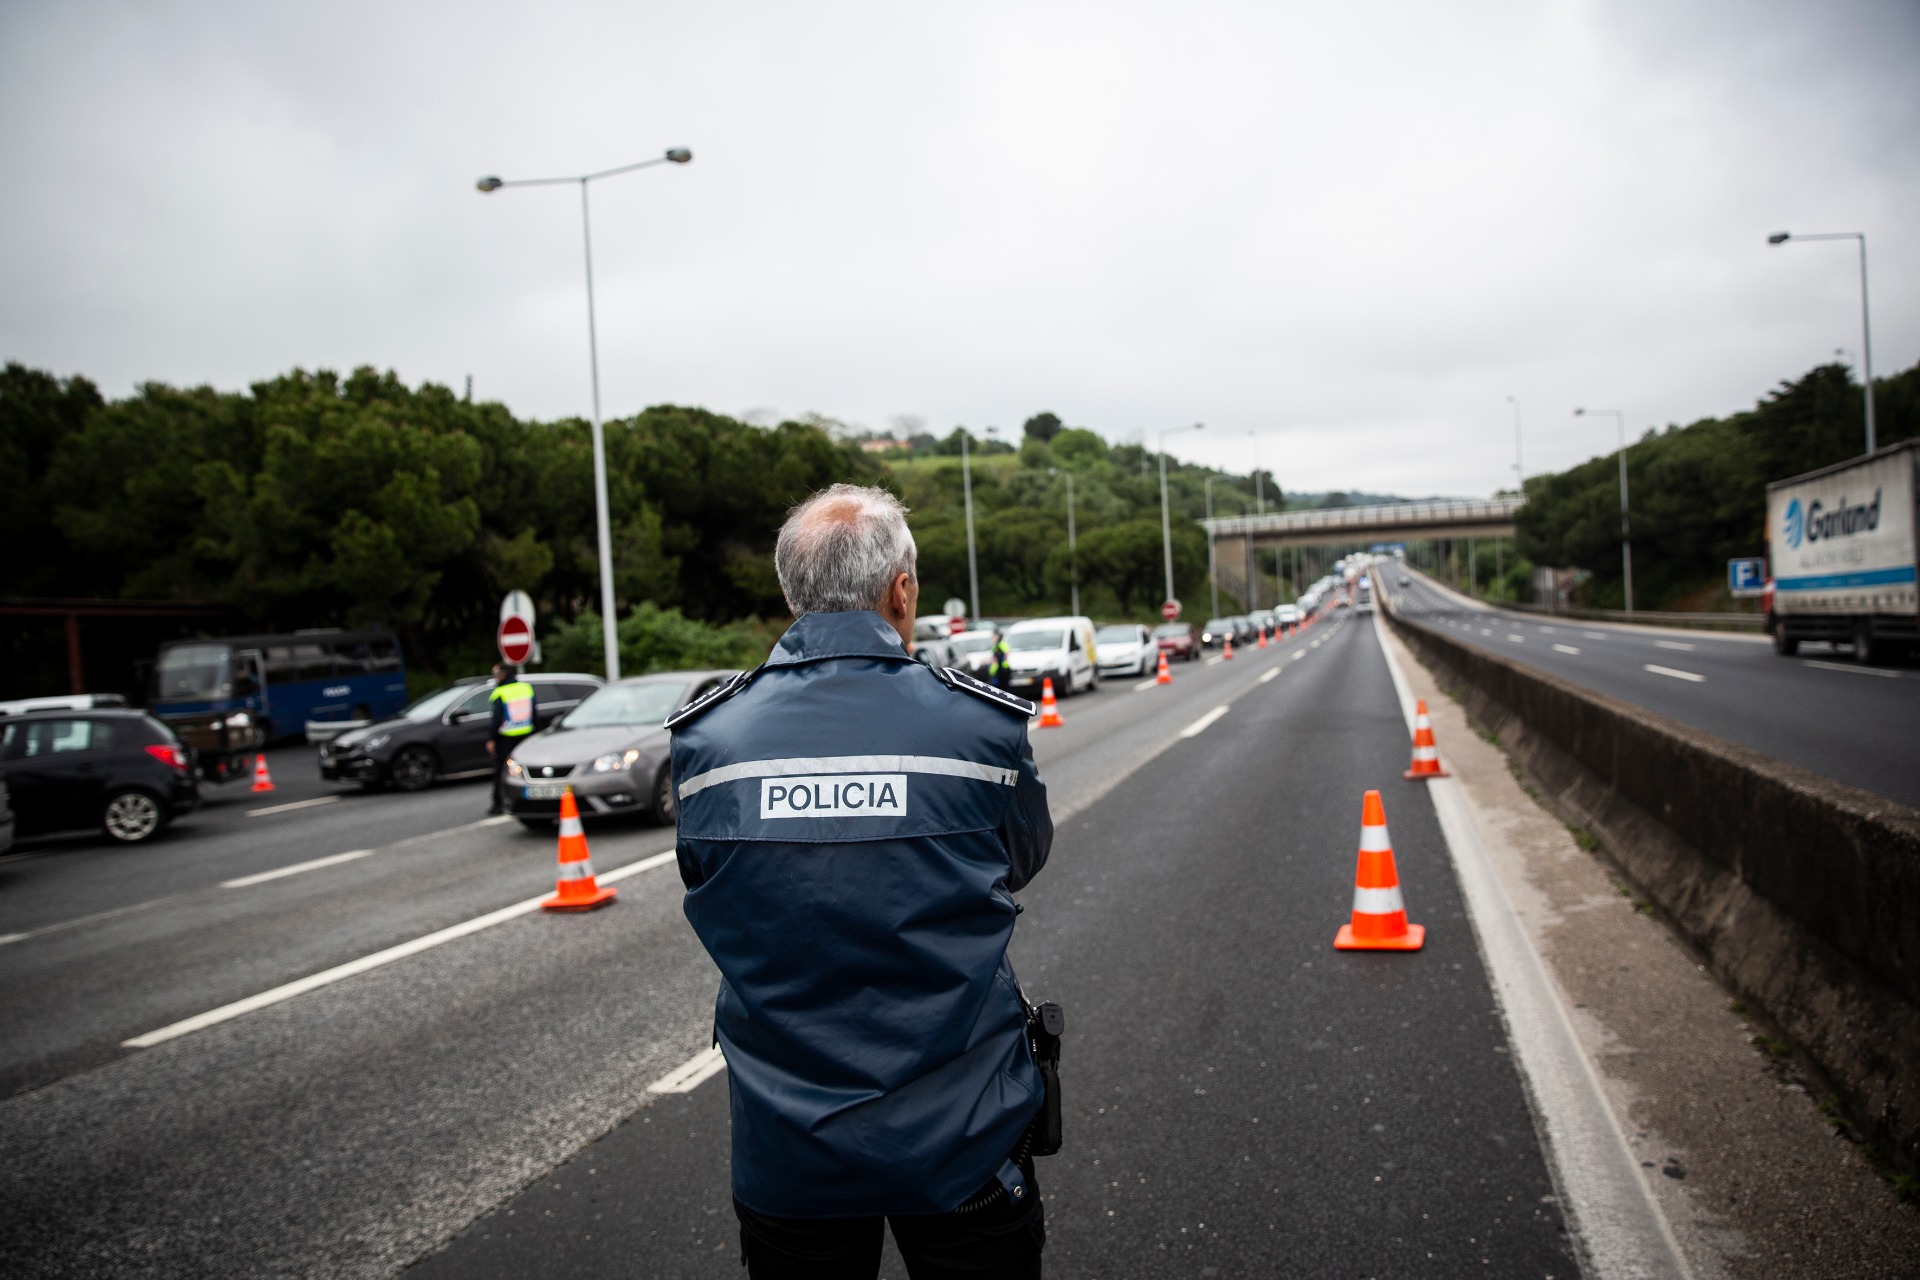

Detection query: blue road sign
xmin=1728 ymin=557 xmax=1767 ymax=595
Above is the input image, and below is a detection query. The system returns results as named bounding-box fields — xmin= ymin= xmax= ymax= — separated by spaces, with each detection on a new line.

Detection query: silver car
xmin=503 ymin=670 xmax=740 ymax=829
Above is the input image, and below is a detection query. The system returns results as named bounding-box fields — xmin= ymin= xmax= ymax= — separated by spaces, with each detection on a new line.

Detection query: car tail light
xmin=145 ymin=743 xmax=190 ymax=772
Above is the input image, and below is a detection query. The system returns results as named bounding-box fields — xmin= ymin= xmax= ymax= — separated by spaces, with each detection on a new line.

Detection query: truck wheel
xmin=1853 ymin=621 xmax=1878 ymax=665
xmin=1771 ymin=626 xmax=1798 ymax=656
xmin=389 ymin=746 xmax=438 ymax=792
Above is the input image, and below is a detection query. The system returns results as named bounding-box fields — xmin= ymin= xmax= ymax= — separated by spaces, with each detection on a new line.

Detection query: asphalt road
xmin=1383 ymin=569 xmax=1920 ymax=811
xmin=0 ymin=611 xmax=1579 ymax=1278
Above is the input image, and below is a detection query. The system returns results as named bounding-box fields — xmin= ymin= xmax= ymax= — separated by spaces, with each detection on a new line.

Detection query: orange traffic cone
xmin=249 ymin=753 xmax=276 ymax=793
xmin=1036 ymin=677 xmax=1065 ymax=728
xmin=541 ymin=788 xmax=618 ymax=912
xmin=1156 ymin=650 xmax=1173 ymax=685
xmin=1257 ymin=628 xmax=1268 ymax=649
xmin=1403 ymin=699 xmax=1450 ymax=779
xmin=1335 ymin=790 xmax=1425 ymax=951
xmin=1223 ymin=635 xmax=1234 ymax=660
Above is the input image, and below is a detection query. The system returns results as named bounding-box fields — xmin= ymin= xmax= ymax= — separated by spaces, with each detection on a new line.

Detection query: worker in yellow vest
xmin=486 ymin=663 xmax=536 ymax=814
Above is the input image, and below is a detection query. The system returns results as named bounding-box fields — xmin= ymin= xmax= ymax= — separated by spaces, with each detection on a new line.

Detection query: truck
xmin=1765 ymin=439 xmax=1917 ymax=662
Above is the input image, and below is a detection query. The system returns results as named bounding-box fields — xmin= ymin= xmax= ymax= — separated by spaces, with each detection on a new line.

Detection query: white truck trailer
xmin=1765 ymin=439 xmax=1918 ymax=661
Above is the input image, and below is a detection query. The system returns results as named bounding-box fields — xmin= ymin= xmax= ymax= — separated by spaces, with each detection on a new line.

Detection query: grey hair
xmin=775 ymin=484 xmax=917 ymax=615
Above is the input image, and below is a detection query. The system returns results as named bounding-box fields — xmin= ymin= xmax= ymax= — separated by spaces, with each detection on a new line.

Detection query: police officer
xmin=668 ymin=484 xmax=1053 ymax=1279
xmin=486 ymin=662 xmax=535 ymax=815
xmin=988 ymin=624 xmax=1013 ymax=692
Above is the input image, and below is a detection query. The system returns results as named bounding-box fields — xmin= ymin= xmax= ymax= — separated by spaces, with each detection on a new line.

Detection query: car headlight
xmin=505 ymin=758 xmax=526 ymax=781
xmin=590 ymin=748 xmax=642 ymax=773
xmin=363 ymin=733 xmax=390 ymax=750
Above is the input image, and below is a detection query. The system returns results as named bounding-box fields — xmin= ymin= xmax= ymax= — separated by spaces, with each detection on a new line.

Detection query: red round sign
xmin=1161 ymin=599 xmax=1181 ymax=621
xmin=949 ymin=615 xmax=968 ymax=635
xmin=497 ymin=615 xmax=533 ymax=664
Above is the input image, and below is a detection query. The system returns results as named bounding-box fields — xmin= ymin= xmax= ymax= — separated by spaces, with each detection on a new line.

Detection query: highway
xmin=0 ymin=611 xmax=1602 ymax=1277
xmin=1383 ymin=569 xmax=1920 ymax=811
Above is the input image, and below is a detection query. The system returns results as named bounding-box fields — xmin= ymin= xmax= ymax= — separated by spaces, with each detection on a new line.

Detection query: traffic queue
xmin=0 ymin=595 xmax=1327 ymax=853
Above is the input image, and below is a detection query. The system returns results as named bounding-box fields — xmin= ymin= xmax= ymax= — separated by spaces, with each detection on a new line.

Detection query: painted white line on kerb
xmin=1258 ymin=667 xmax=1280 ymax=684
xmin=1802 ymin=659 xmax=1900 ymax=678
xmin=1178 ymin=706 xmax=1229 ymax=739
xmin=222 ymin=849 xmax=375 ymax=889
xmin=649 ymin=1046 xmax=727 ymax=1094
xmin=1552 ymin=644 xmax=1581 ymax=655
xmin=1644 ymin=664 xmax=1705 ymax=683
xmin=123 ymin=850 xmax=678 ymax=1049
xmin=247 ymin=795 xmax=341 ymax=818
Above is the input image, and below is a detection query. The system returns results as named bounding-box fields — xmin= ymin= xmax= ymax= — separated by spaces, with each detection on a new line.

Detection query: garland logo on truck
xmin=1784 ymin=490 xmax=1879 ymax=550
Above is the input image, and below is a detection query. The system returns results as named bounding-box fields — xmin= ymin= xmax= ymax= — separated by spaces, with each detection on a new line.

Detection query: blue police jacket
xmin=668 ymin=609 xmax=1053 ymax=1218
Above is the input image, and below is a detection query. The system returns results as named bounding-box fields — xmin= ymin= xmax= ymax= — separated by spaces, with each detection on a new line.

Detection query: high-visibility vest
xmin=989 ymin=640 xmax=1010 ymax=681
xmin=490 ymin=680 xmax=536 ymax=736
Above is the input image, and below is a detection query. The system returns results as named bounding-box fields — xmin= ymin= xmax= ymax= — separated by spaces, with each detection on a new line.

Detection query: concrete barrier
xmin=1378 ymin=588 xmax=1920 ymax=1176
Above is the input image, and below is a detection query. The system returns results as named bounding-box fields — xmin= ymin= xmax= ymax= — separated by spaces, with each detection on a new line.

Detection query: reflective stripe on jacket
xmin=490 ymin=680 xmax=535 ymax=736
xmin=669 ymin=610 xmax=1052 ymax=1217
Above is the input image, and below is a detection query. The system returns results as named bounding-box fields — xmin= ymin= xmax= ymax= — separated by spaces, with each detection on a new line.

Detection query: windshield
xmin=153 ymin=644 xmax=230 ymax=701
xmin=563 ymin=681 xmax=689 ymax=728
xmin=1096 ymin=626 xmax=1140 ymax=642
xmin=951 ymin=635 xmax=995 ymax=655
xmin=1152 ymin=623 xmax=1188 ymax=638
xmin=400 ymin=684 xmax=476 ymax=722
xmin=1005 ymin=629 xmax=1064 ymax=652
xmin=1203 ymin=619 xmax=1230 ymax=632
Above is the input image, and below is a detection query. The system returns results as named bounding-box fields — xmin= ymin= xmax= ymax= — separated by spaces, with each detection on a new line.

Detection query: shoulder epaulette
xmin=666 ymin=668 xmax=757 ymax=732
xmin=936 ymin=666 xmax=1036 ymax=719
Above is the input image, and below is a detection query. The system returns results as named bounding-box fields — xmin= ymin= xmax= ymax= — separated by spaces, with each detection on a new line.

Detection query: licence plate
xmin=523 ymin=783 xmax=568 ymax=800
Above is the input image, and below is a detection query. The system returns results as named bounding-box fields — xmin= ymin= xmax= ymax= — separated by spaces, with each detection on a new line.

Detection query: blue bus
xmin=149 ymin=630 xmax=407 ymax=782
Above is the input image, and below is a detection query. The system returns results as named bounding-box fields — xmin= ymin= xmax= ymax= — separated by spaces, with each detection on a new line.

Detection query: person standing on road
xmin=486 ymin=662 xmax=535 ymax=815
xmin=668 ymin=483 xmax=1055 ymax=1279
xmin=988 ymin=624 xmax=1013 ymax=692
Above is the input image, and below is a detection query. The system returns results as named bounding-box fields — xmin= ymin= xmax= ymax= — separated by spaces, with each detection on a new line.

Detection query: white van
xmin=1001 ymin=616 xmax=1098 ymax=697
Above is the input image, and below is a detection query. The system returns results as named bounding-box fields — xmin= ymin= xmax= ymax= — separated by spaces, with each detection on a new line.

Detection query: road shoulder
xmin=1376 ymin=613 xmax=1920 ymax=1280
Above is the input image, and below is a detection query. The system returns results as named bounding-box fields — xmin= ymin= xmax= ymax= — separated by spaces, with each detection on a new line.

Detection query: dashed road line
xmin=247 ymin=795 xmax=341 ymax=818
xmin=649 ymin=1046 xmax=727 ymax=1094
xmin=221 ymin=849 xmax=375 ymax=889
xmin=1259 ymin=667 xmax=1280 ymax=683
xmin=1801 ymin=659 xmax=1900 ymax=678
xmin=1644 ymin=664 xmax=1705 ymax=683
xmin=1133 ymin=677 xmax=1161 ymax=692
xmin=1551 ymin=644 xmax=1581 ymax=655
xmin=1506 ymin=634 xmax=1525 ymax=643
xmin=1653 ymin=640 xmax=1696 ymax=652
xmin=1177 ymin=706 xmax=1230 ymax=739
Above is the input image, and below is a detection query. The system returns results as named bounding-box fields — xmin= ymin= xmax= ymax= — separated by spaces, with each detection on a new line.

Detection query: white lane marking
xmin=0 ymin=849 xmax=50 ymax=866
xmin=1583 ymin=631 xmax=1605 ymax=639
xmin=1538 ymin=626 xmax=1557 ymax=633
xmin=1480 ymin=628 xmax=1495 ymax=637
xmin=0 ymin=933 xmax=26 ymax=945
xmin=221 ymin=849 xmax=375 ymax=889
xmin=1506 ymin=634 xmax=1526 ymax=643
xmin=1133 ymin=677 xmax=1160 ymax=692
xmin=123 ymin=850 xmax=678 ymax=1048
xmin=1178 ymin=706 xmax=1230 ymax=739
xmin=1204 ymin=656 xmax=1224 ymax=666
xmin=1552 ymin=644 xmax=1581 ymax=655
xmin=1644 ymin=664 xmax=1705 ymax=683
xmin=1259 ymin=667 xmax=1280 ymax=684
xmin=1654 ymin=640 xmax=1695 ymax=652
xmin=649 ymin=1046 xmax=727 ymax=1094
xmin=247 ymin=795 xmax=341 ymax=818
xmin=1801 ymin=659 xmax=1900 ymax=678
xmin=1292 ymin=649 xmax=1307 ymax=658
xmin=1369 ymin=609 xmax=1693 ymax=1277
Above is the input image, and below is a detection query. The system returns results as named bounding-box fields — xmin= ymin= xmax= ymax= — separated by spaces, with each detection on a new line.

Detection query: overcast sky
xmin=3 ymin=0 xmax=1915 ymax=498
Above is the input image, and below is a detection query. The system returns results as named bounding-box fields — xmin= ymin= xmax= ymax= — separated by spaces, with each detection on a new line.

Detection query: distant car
xmin=1094 ymin=624 xmax=1154 ymax=677
xmin=1152 ymin=621 xmax=1199 ymax=662
xmin=1199 ymin=618 xmax=1232 ymax=649
xmin=1224 ymin=615 xmax=1257 ymax=645
xmin=1002 ymin=616 xmax=1098 ymax=696
xmin=1249 ymin=610 xmax=1278 ymax=639
xmin=946 ymin=629 xmax=1001 ymax=677
xmin=0 ymin=693 xmax=131 ymax=717
xmin=1273 ymin=604 xmax=1301 ymax=632
xmin=319 ymin=672 xmax=603 ymax=791
xmin=504 ymin=670 xmax=740 ymax=828
xmin=0 ymin=709 xmax=199 ymax=844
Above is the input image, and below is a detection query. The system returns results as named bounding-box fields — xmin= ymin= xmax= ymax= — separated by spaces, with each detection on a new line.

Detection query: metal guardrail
xmin=1204 ymin=495 xmax=1525 ymax=538
xmin=1493 ymin=598 xmax=1765 ymax=631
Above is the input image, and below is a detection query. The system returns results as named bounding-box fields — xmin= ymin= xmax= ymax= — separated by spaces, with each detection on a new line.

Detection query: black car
xmin=0 ymin=709 xmax=200 ymax=844
xmin=318 ymin=672 xmax=603 ymax=791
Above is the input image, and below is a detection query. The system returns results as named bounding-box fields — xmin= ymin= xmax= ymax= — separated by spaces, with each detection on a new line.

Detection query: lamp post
xmin=477 ymin=148 xmax=693 ymax=679
xmin=1157 ymin=423 xmax=1204 ymax=607
xmin=1051 ymin=467 xmax=1079 ymax=616
xmin=961 ymin=429 xmax=980 ymax=622
xmin=1768 ymin=231 xmax=1875 ymax=453
xmin=1574 ymin=407 xmax=1633 ymax=615
xmin=1203 ymin=475 xmax=1225 ymax=620
xmin=1506 ymin=395 xmax=1523 ymax=490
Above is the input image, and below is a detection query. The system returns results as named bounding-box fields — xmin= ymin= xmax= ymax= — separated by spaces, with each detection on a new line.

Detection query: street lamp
xmin=1050 ymin=468 xmax=1079 ymax=617
xmin=1506 ymin=395 xmax=1523 ymax=490
xmin=1768 ymin=230 xmax=1876 ymax=454
xmin=477 ymin=148 xmax=693 ymax=679
xmin=1157 ymin=422 xmax=1204 ymax=609
xmin=959 ymin=426 xmax=999 ymax=621
xmin=1574 ymin=407 xmax=1633 ymax=615
xmin=1203 ymin=475 xmax=1226 ymax=620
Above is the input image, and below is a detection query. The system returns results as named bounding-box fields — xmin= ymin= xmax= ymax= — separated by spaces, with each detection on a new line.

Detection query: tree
xmin=1022 ymin=412 xmax=1064 ymax=443
xmin=1076 ymin=519 xmax=1204 ymax=615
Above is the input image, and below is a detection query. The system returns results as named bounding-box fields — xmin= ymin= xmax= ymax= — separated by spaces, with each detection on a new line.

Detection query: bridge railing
xmin=1203 ymin=495 xmax=1525 ymax=538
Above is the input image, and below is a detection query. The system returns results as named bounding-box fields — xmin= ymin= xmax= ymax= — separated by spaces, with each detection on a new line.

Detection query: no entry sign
xmin=497 ymin=614 xmax=533 ymax=664
xmin=1161 ymin=599 xmax=1181 ymax=621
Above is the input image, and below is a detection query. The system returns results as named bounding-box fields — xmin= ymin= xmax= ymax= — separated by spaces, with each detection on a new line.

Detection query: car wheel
xmin=649 ymin=765 xmax=678 ymax=826
xmin=389 ymin=745 xmax=439 ymax=792
xmin=1770 ymin=625 xmax=1797 ymax=656
xmin=102 ymin=789 xmax=165 ymax=843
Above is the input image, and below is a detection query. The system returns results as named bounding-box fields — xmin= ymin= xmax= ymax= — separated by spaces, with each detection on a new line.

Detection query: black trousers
xmin=489 ymin=741 xmax=511 ymax=812
xmin=734 ymin=1164 xmax=1044 ymax=1280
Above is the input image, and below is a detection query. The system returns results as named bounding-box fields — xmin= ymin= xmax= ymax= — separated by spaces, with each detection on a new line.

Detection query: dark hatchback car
xmin=318 ymin=672 xmax=603 ymax=791
xmin=0 ymin=709 xmax=199 ymax=844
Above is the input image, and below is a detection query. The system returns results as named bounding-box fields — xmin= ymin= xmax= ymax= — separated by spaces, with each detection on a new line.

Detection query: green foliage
xmin=1022 ymin=412 xmax=1064 ymax=442
xmin=544 ymin=604 xmax=785 ymax=677
xmin=1518 ymin=360 xmax=1919 ymax=609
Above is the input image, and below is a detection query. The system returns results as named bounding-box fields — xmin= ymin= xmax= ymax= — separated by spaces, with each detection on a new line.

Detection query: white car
xmin=1094 ymin=623 xmax=1153 ymax=677
xmin=1002 ymin=616 xmax=1098 ymax=697
xmin=1274 ymin=604 xmax=1301 ymax=630
xmin=944 ymin=629 xmax=1001 ymax=678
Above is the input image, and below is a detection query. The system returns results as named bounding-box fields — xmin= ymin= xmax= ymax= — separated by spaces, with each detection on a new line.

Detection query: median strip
xmin=1643 ymin=664 xmax=1706 ymax=683
xmin=123 ymin=849 xmax=679 ymax=1049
